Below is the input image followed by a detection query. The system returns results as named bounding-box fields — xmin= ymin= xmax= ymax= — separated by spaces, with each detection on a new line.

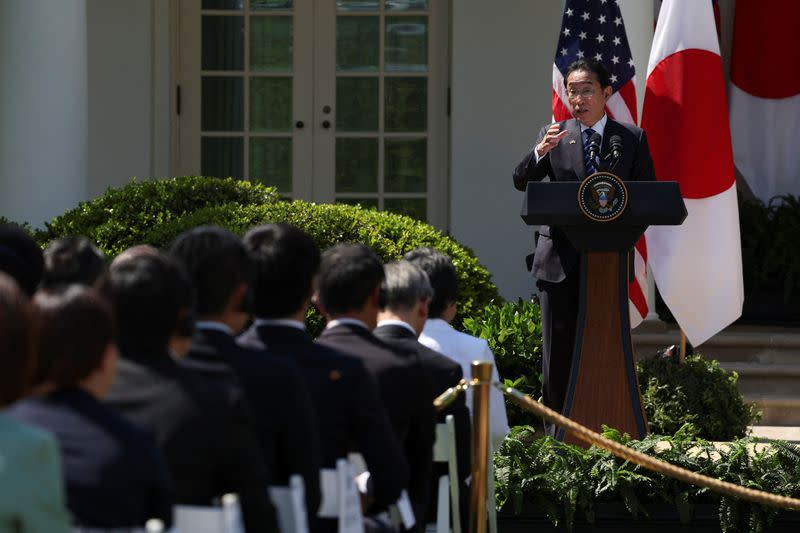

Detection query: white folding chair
xmin=173 ymin=493 xmax=243 ymax=533
xmin=425 ymin=414 xmax=460 ymax=533
xmin=269 ymin=474 xmax=310 ymax=533
xmin=318 ymin=458 xmax=365 ymax=533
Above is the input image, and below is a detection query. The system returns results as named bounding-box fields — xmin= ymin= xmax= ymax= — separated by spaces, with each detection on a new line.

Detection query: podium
xmin=521 ymin=178 xmax=686 ymax=445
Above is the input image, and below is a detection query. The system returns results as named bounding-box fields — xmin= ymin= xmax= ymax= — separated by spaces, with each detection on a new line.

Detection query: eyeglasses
xmin=566 ymin=88 xmax=597 ymax=100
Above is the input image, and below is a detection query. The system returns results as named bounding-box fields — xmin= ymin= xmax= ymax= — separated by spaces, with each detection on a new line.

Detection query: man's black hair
xmin=403 ymin=247 xmax=459 ymax=319
xmin=243 ymin=224 xmax=320 ymax=318
xmin=170 ymin=225 xmax=254 ymax=316
xmin=0 ymin=224 xmax=44 ymax=297
xmin=564 ymin=58 xmax=612 ymax=89
xmin=317 ymin=243 xmax=384 ymax=315
xmin=109 ymin=254 xmax=193 ymax=354
xmin=42 ymin=237 xmax=107 ymax=290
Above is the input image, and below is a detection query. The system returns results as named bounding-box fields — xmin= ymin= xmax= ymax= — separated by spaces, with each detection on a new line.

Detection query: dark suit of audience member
xmin=314 ymin=244 xmax=436 ymax=530
xmin=373 ymin=261 xmax=472 ymax=525
xmin=6 ymin=286 xmax=171 ymax=528
xmin=238 ymin=224 xmax=408 ymax=517
xmin=105 ymin=253 xmax=275 ymax=533
xmin=170 ymin=226 xmax=323 ymax=526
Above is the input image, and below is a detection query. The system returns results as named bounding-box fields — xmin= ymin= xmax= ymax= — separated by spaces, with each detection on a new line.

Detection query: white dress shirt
xmin=419 ymin=318 xmax=510 ymax=451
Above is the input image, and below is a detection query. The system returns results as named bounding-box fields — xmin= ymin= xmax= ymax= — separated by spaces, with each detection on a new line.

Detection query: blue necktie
xmin=583 ymin=128 xmax=597 ymax=175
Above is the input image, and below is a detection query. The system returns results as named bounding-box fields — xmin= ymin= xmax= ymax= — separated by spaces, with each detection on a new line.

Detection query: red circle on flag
xmin=642 ymin=49 xmax=735 ymax=199
xmin=730 ymin=0 xmax=800 ymax=99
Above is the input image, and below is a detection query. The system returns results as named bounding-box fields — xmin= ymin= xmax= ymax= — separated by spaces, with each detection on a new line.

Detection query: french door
xmin=176 ymin=0 xmax=448 ymax=226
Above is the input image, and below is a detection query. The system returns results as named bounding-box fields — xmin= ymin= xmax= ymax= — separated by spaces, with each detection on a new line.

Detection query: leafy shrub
xmin=40 ymin=177 xmax=501 ymax=333
xmin=463 ymin=301 xmax=758 ymax=440
xmin=141 ymin=200 xmax=500 ymax=332
xmin=495 ymin=425 xmax=800 ymax=532
xmin=462 ymin=299 xmax=543 ymax=427
xmin=637 ymin=353 xmax=761 ymax=440
xmin=37 ymin=177 xmax=278 ymax=255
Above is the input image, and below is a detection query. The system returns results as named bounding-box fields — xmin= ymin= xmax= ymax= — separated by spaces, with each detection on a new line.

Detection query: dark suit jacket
xmin=316 ymin=324 xmax=436 ymax=526
xmin=513 ymin=117 xmax=656 ymax=283
xmin=7 ymin=388 xmax=172 ymax=528
xmin=238 ymin=323 xmax=408 ymax=509
xmin=182 ymin=326 xmax=323 ymax=524
xmin=372 ymin=324 xmax=471 ymax=483
xmin=104 ymin=349 xmax=275 ymax=533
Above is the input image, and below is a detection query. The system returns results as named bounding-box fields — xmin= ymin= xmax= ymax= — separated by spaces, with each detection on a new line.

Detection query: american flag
xmin=551 ymin=0 xmax=649 ymax=326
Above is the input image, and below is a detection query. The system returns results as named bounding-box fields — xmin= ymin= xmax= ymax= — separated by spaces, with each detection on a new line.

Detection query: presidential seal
xmin=577 ymin=172 xmax=629 ymax=222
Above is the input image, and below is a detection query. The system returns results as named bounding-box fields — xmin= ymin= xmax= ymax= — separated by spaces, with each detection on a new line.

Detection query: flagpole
xmin=679 ymin=329 xmax=687 ymax=363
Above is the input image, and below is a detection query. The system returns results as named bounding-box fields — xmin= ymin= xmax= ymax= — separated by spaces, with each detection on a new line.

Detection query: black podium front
xmin=521 ymin=180 xmax=686 ymax=444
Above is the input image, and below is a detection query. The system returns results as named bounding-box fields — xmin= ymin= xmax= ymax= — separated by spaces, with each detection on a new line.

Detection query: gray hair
xmin=381 ymin=260 xmax=433 ymax=311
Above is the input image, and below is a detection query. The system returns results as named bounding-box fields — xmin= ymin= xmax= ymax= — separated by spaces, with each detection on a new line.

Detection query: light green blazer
xmin=0 ymin=415 xmax=70 ymax=533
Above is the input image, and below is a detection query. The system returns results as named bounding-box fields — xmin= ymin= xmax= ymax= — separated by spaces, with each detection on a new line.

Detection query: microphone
xmin=587 ymin=132 xmax=602 ymax=169
xmin=608 ymin=135 xmax=623 ymax=160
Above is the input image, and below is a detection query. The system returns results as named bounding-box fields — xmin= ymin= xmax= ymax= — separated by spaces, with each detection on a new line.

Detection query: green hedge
xmin=38 ymin=177 xmax=501 ymax=330
xmin=37 ymin=177 xmax=278 ymax=255
xmin=461 ymin=300 xmax=759 ymax=440
xmin=462 ymin=299 xmax=543 ymax=428
xmin=495 ymin=425 xmax=800 ymax=532
xmin=638 ymin=354 xmax=761 ymax=440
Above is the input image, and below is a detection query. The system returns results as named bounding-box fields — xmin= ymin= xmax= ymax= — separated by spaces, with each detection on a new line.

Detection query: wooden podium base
xmin=558 ymin=251 xmax=648 ymax=446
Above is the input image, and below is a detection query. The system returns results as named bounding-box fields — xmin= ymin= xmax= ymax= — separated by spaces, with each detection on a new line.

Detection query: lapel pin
xmin=569 ymin=139 xmax=577 ymax=144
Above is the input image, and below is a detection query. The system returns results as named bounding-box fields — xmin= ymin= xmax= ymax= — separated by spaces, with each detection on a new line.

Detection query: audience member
xmin=104 ymin=253 xmax=274 ymax=532
xmin=238 ymin=224 xmax=408 ymax=521
xmin=0 ymin=224 xmax=44 ymax=296
xmin=111 ymin=244 xmax=193 ymax=357
xmin=0 ymin=273 xmax=70 ymax=533
xmin=41 ymin=237 xmax=108 ymax=291
xmin=6 ymin=285 xmax=172 ymax=528
xmin=405 ymin=247 xmax=509 ymax=451
xmin=373 ymin=261 xmax=472 ymax=524
xmin=315 ymin=244 xmax=435 ymax=530
xmin=170 ymin=225 xmax=322 ymax=526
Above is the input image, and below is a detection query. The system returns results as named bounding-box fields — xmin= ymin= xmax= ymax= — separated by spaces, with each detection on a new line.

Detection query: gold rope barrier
xmin=500 ymin=384 xmax=800 ymax=511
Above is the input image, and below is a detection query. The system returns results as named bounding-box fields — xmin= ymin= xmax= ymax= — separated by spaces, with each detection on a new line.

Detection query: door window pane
xmin=385 ymin=139 xmax=426 ymax=192
xmin=336 ymin=77 xmax=379 ymax=132
xmin=385 ymin=16 xmax=427 ymax=72
xmin=336 ymin=17 xmax=379 ymax=71
xmin=203 ymin=0 xmax=244 ymax=10
xmin=385 ymin=198 xmax=426 ymax=221
xmin=385 ymin=77 xmax=426 ymax=132
xmin=384 ymin=0 xmax=428 ymax=10
xmin=202 ymin=77 xmax=244 ymax=131
xmin=202 ymin=137 xmax=244 ymax=179
xmin=336 ymin=138 xmax=378 ymax=193
xmin=251 ymin=0 xmax=293 ymax=9
xmin=250 ymin=17 xmax=293 ymax=71
xmin=202 ymin=16 xmax=244 ymax=70
xmin=250 ymin=77 xmax=292 ymax=132
xmin=250 ymin=138 xmax=292 ymax=192
xmin=336 ymin=1 xmax=379 ymax=12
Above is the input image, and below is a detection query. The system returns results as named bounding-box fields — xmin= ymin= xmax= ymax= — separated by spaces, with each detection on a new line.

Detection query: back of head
xmin=0 ymin=224 xmax=44 ymax=297
xmin=33 ymin=285 xmax=114 ymax=390
xmin=170 ymin=225 xmax=254 ymax=316
xmin=381 ymin=260 xmax=432 ymax=312
xmin=42 ymin=237 xmax=108 ymax=290
xmin=403 ymin=247 xmax=459 ymax=318
xmin=243 ymin=223 xmax=320 ymax=318
xmin=0 ymin=273 xmax=37 ymax=406
xmin=109 ymin=253 xmax=194 ymax=354
xmin=318 ymin=243 xmax=384 ymax=315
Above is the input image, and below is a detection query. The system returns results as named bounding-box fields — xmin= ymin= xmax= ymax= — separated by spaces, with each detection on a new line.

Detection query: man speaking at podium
xmin=512 ymin=59 xmax=655 ymax=436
